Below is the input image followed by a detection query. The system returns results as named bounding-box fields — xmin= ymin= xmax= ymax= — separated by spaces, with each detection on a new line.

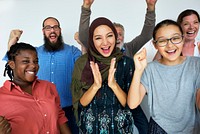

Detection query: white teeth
xmin=167 ymin=50 xmax=175 ymax=53
xmin=187 ymin=31 xmax=195 ymax=34
xmin=27 ymin=71 xmax=34 ymax=74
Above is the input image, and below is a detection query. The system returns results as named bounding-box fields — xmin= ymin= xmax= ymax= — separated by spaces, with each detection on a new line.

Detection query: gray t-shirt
xmin=141 ymin=56 xmax=200 ymax=134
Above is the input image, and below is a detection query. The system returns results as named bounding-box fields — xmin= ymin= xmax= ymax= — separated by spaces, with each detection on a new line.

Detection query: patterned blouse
xmin=78 ymin=56 xmax=136 ymax=134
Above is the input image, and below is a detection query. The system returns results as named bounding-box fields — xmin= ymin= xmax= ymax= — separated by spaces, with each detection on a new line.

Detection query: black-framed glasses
xmin=154 ymin=35 xmax=184 ymax=47
xmin=43 ymin=25 xmax=60 ymax=31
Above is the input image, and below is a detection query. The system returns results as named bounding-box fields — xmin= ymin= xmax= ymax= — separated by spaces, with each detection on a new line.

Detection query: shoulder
xmin=117 ymin=56 xmax=134 ymax=68
xmin=63 ymin=43 xmax=79 ymax=50
xmin=187 ymin=56 xmax=200 ymax=64
xmin=36 ymin=79 xmax=56 ymax=88
xmin=75 ymin=53 xmax=88 ymax=65
xmin=63 ymin=43 xmax=81 ymax=54
xmin=145 ymin=61 xmax=158 ymax=71
xmin=35 ymin=45 xmax=44 ymax=50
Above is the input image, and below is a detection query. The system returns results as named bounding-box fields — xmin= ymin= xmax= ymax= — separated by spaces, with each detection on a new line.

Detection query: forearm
xmin=80 ymin=84 xmax=99 ymax=106
xmin=78 ymin=6 xmax=91 ymax=48
xmin=124 ymin=9 xmax=156 ymax=58
xmin=127 ymin=70 xmax=144 ymax=109
xmin=135 ymin=9 xmax=156 ymax=44
xmin=110 ymin=82 xmax=127 ymax=107
xmin=196 ymin=89 xmax=200 ymax=110
xmin=59 ymin=123 xmax=71 ymax=134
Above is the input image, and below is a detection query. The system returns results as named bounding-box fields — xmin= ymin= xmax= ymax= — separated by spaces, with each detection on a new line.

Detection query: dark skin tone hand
xmin=0 ymin=116 xmax=11 ymax=134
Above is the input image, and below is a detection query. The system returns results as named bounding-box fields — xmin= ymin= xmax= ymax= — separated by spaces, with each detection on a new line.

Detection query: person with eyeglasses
xmin=5 ymin=17 xmax=81 ymax=134
xmin=127 ymin=19 xmax=200 ymax=133
xmin=154 ymin=9 xmax=200 ymax=60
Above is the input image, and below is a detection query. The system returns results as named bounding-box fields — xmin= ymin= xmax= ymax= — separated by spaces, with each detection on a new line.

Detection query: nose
xmin=50 ymin=27 xmax=55 ymax=32
xmin=29 ymin=62 xmax=38 ymax=68
xmin=189 ymin=23 xmax=195 ymax=29
xmin=102 ymin=38 xmax=108 ymax=46
xmin=166 ymin=39 xmax=174 ymax=47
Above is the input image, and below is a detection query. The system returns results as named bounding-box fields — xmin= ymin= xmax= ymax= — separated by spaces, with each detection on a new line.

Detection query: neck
xmin=159 ymin=56 xmax=186 ymax=66
xmin=184 ymin=39 xmax=195 ymax=47
xmin=13 ymin=79 xmax=33 ymax=94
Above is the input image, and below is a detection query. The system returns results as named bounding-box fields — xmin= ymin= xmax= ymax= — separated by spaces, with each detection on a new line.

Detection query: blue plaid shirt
xmin=36 ymin=44 xmax=81 ymax=108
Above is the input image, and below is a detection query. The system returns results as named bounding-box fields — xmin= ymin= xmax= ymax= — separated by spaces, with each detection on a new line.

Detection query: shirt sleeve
xmin=72 ymin=45 xmax=82 ymax=61
xmin=78 ymin=6 xmax=91 ymax=48
xmin=124 ymin=9 xmax=156 ymax=58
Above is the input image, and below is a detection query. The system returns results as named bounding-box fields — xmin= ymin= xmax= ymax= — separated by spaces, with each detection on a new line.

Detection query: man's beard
xmin=44 ymin=34 xmax=64 ymax=52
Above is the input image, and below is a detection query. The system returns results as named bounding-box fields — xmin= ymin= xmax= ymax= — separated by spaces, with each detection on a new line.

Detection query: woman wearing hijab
xmin=71 ymin=17 xmax=138 ymax=134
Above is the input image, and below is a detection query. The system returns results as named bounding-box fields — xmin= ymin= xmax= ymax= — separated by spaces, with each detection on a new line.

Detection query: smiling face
xmin=115 ymin=26 xmax=124 ymax=49
xmin=10 ymin=50 xmax=39 ymax=85
xmin=43 ymin=18 xmax=61 ymax=44
xmin=93 ymin=25 xmax=116 ymax=57
xmin=181 ymin=14 xmax=199 ymax=41
xmin=153 ymin=25 xmax=184 ymax=65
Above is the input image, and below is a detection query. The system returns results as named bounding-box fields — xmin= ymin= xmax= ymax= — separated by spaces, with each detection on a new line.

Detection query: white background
xmin=1 ymin=0 xmax=200 ymax=85
xmin=1 ymin=0 xmax=200 ymax=118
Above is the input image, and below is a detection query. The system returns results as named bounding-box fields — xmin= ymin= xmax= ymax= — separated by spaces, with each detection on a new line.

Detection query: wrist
xmin=83 ymin=4 xmax=91 ymax=9
xmin=147 ymin=6 xmax=155 ymax=11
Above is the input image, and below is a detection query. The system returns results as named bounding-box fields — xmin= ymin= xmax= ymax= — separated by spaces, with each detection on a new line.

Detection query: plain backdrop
xmin=1 ymin=0 xmax=200 ymax=119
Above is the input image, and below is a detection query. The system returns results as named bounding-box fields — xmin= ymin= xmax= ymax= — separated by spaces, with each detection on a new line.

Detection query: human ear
xmin=152 ymin=40 xmax=158 ymax=50
xmin=8 ymin=61 xmax=15 ymax=70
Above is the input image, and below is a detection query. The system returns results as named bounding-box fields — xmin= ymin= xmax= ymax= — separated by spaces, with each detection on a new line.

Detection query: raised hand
xmin=8 ymin=29 xmax=23 ymax=50
xmin=108 ymin=58 xmax=117 ymax=89
xmin=74 ymin=32 xmax=87 ymax=54
xmin=90 ymin=61 xmax=102 ymax=89
xmin=134 ymin=48 xmax=147 ymax=73
xmin=146 ymin=0 xmax=157 ymax=11
xmin=83 ymin=0 xmax=94 ymax=9
xmin=0 ymin=116 xmax=11 ymax=134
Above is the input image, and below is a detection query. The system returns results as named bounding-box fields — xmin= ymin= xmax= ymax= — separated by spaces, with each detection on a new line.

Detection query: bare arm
xmin=196 ymin=89 xmax=200 ymax=110
xmin=59 ymin=123 xmax=71 ymax=134
xmin=146 ymin=0 xmax=157 ymax=11
xmin=0 ymin=116 xmax=11 ymax=134
xmin=7 ymin=30 xmax=23 ymax=50
xmin=81 ymin=58 xmax=127 ymax=107
xmin=74 ymin=32 xmax=87 ymax=54
xmin=108 ymin=58 xmax=127 ymax=107
xmin=80 ymin=61 xmax=102 ymax=106
xmin=127 ymin=48 xmax=147 ymax=109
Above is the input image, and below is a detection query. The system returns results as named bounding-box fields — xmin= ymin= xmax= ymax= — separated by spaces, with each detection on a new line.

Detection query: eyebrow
xmin=94 ymin=32 xmax=114 ymax=37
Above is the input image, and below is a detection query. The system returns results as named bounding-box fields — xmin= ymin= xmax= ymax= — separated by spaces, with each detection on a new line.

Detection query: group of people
xmin=0 ymin=0 xmax=200 ymax=134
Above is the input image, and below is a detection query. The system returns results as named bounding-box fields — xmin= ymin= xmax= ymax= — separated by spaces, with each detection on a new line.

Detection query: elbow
xmin=127 ymin=102 xmax=139 ymax=109
xmin=127 ymin=99 xmax=139 ymax=109
xmin=80 ymin=99 xmax=88 ymax=107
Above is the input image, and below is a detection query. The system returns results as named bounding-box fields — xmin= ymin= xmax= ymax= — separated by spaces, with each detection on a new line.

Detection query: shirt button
xmin=44 ymin=114 xmax=47 ymax=117
xmin=46 ymin=131 xmax=49 ymax=134
xmin=51 ymin=72 xmax=54 ymax=74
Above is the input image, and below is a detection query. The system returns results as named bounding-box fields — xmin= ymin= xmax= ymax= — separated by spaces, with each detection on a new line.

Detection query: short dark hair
xmin=4 ymin=42 xmax=37 ymax=80
xmin=153 ymin=19 xmax=183 ymax=40
xmin=177 ymin=9 xmax=200 ymax=25
xmin=42 ymin=17 xmax=60 ymax=28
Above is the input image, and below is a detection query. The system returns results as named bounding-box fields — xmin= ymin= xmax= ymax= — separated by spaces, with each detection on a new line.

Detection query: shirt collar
xmin=4 ymin=77 xmax=40 ymax=92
